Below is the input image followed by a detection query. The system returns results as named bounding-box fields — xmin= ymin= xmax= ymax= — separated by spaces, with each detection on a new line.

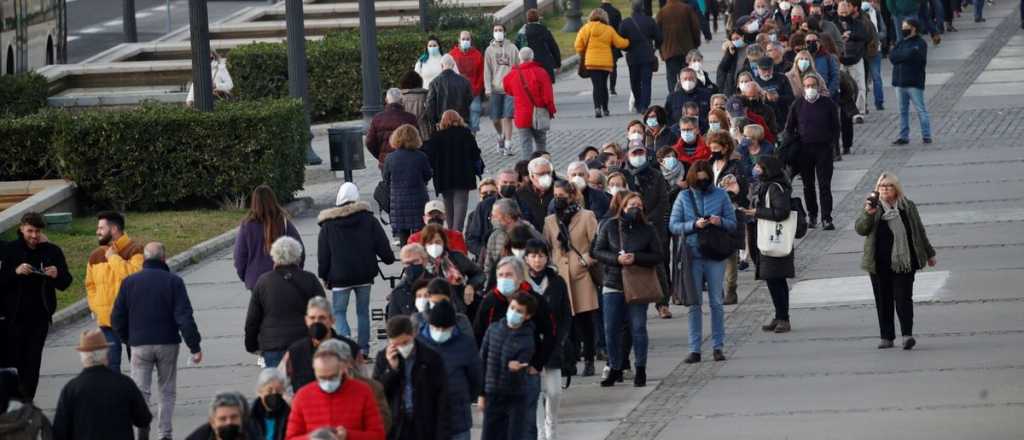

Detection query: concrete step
xmin=258 ymin=0 xmax=507 ymax=21
xmin=209 ymin=16 xmax=411 ymax=40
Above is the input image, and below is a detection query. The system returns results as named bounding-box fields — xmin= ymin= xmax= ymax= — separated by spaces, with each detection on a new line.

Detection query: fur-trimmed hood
xmin=318 ymin=201 xmax=372 ymax=224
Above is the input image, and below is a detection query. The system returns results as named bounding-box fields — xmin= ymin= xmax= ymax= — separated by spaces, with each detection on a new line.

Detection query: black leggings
xmin=573 ymin=310 xmax=598 ymax=362
xmin=766 ymin=278 xmax=790 ymax=321
xmin=590 ymin=70 xmax=610 ymax=111
xmin=870 ymin=270 xmax=916 ymax=340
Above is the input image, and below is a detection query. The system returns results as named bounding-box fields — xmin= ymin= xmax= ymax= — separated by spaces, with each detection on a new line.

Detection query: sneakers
xmin=657 ymin=305 xmax=673 ymax=319
xmin=774 ymin=320 xmax=791 ymax=333
xmin=684 ymin=352 xmax=701 ymax=364
xmin=496 ymin=141 xmax=507 ymax=156
xmin=853 ymin=115 xmax=865 ymax=124
xmin=892 ymin=138 xmax=909 ymax=145
xmin=903 ymin=336 xmax=917 ymax=350
xmin=822 ymin=219 xmax=835 ymax=230
xmin=713 ymin=349 xmax=726 ymax=362
xmin=601 ymin=365 xmax=611 ymax=380
xmin=595 ymin=108 xmax=603 ymax=118
xmin=877 ymin=339 xmax=895 ymax=349
xmin=762 ymin=319 xmax=779 ymax=332
xmin=923 ymin=137 xmax=933 ymax=144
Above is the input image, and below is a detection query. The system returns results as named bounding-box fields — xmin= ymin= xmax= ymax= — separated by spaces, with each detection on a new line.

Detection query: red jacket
xmin=408 ymin=228 xmax=469 ymax=254
xmin=672 ymin=135 xmax=712 ymax=165
xmin=450 ymin=46 xmax=485 ymax=97
xmin=502 ymin=61 xmax=557 ymax=129
xmin=285 ymin=379 xmax=385 ymax=440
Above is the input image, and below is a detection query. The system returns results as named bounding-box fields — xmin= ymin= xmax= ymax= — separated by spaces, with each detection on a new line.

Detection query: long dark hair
xmin=612 ymin=191 xmax=647 ymax=224
xmin=243 ymin=185 xmax=287 ymax=253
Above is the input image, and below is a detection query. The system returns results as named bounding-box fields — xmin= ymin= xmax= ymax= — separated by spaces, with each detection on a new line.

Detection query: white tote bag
xmin=756 ymin=183 xmax=797 ymax=257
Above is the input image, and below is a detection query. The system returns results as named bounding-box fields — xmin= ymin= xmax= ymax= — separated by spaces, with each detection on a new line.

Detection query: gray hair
xmin=310 ymin=428 xmax=339 ymax=440
xmin=316 ymin=339 xmax=353 ymax=363
xmin=79 ymin=349 xmax=107 ymax=367
xmin=209 ymin=391 xmax=248 ymax=418
xmin=496 ymin=256 xmax=528 ymax=282
xmin=307 ymin=296 xmax=331 ymax=315
xmin=270 ymin=236 xmax=303 ymax=266
xmin=768 ymin=41 xmax=785 ymax=52
xmin=385 ymin=88 xmax=403 ymax=105
xmin=527 ymin=157 xmax=552 ymax=175
xmin=518 ymin=47 xmax=535 ymax=62
xmin=567 ymin=161 xmax=589 ymax=175
xmin=143 ymin=242 xmax=166 ymax=261
xmin=256 ymin=368 xmax=287 ymax=392
xmin=685 ymin=49 xmax=704 ymax=63
xmin=497 ymin=168 xmax=518 ymax=180
xmin=440 ymin=54 xmax=457 ymax=70
xmin=493 ymin=198 xmax=522 ymax=219
xmin=459 ymin=30 xmax=472 ymax=40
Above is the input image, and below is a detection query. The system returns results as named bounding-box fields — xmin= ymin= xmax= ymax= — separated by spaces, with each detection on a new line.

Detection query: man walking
xmin=86 ymin=211 xmax=144 ymax=372
xmin=426 ymin=54 xmax=474 ymax=128
xmin=657 ymin=0 xmax=703 ymax=94
xmin=503 ymin=48 xmax=557 ymax=161
xmin=1 ymin=212 xmax=72 ymax=400
xmin=366 ymin=89 xmax=418 ymax=173
xmin=484 ymin=23 xmax=520 ymax=156
xmin=373 ymin=316 xmax=449 ymax=440
xmin=53 ymin=329 xmax=152 ymax=440
xmin=450 ymin=30 xmax=486 ymax=133
xmin=112 ymin=242 xmax=203 ymax=440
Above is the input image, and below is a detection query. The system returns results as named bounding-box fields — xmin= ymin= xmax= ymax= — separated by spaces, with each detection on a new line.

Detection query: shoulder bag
xmin=618 ymin=221 xmax=663 ymax=305
xmin=578 ymin=28 xmax=591 ymax=79
xmin=562 ymin=221 xmax=603 ymax=288
xmin=687 ymin=190 xmax=733 ymax=261
xmin=756 ymin=183 xmax=797 ymax=257
xmin=517 ymin=67 xmax=551 ymax=131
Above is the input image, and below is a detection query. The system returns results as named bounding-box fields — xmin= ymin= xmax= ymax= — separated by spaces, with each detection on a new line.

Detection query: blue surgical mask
xmin=460 ymin=40 xmax=471 ymax=51
xmin=709 ymin=122 xmax=722 ymax=132
xmin=662 ymin=157 xmax=679 ymax=170
xmin=645 ymin=117 xmax=659 ymax=128
xmin=429 ymin=326 xmax=453 ymax=344
xmin=752 ymin=167 xmax=763 ymax=178
xmin=428 ymin=46 xmax=441 ymax=57
xmin=733 ymin=39 xmax=746 ymax=49
xmin=506 ymin=308 xmax=525 ymax=327
xmin=861 ymin=2 xmax=872 ymax=11
xmin=497 ymin=277 xmax=517 ymax=296
xmin=318 ymin=377 xmax=341 ymax=393
xmin=797 ymin=59 xmax=811 ymax=72
xmin=682 ymin=130 xmax=697 ymax=144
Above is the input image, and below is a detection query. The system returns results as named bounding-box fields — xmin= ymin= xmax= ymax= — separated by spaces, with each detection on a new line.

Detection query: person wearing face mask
xmin=250 ymin=369 xmax=290 ymax=440
xmin=752 ymin=56 xmax=795 ymax=126
xmin=785 ymin=74 xmax=841 ymax=230
xmin=385 ymin=244 xmax=433 ymax=320
xmin=605 ymin=172 xmax=629 ymax=200
xmin=726 ymin=94 xmax=776 ymax=144
xmin=317 ymin=182 xmax=396 ymax=356
xmin=285 ymin=297 xmax=362 ymax=392
xmin=619 ymin=1 xmax=663 ymax=114
xmin=562 ymin=161 xmax=611 ymax=220
xmin=415 ymin=299 xmax=482 ymax=440
xmin=622 ymin=144 xmax=673 ymax=319
xmin=804 ymin=32 xmax=842 ymax=98
xmin=669 ymin=161 xmax=737 ymax=364
xmin=464 ymin=179 xmax=498 ymax=259
xmin=414 ymin=36 xmax=453 ymax=87
xmin=736 ymin=123 xmax=775 ymax=179
xmin=672 ymin=116 xmax=712 ymax=170
xmin=479 ymin=292 xmax=538 ymax=440
xmin=516 ymin=157 xmax=558 ymax=232
xmin=466 ymin=169 xmax=536 ymax=264
xmin=715 ymin=26 xmax=752 ymax=96
xmin=640 ymin=105 xmax=680 ymax=152
xmin=408 ymin=200 xmax=470 ymax=254
xmin=185 ymin=392 xmax=262 ymax=440
xmin=656 ymin=147 xmax=687 ymax=194
xmin=449 ymin=31 xmax=485 ymax=133
xmin=485 ymin=23 xmax=521 ymax=156
xmin=685 ymin=49 xmax=719 ymax=93
xmin=409 ymin=278 xmax=476 ymax=340
xmin=889 ymin=18 xmax=932 ymax=145
xmin=416 ymin=224 xmax=485 ymax=313
xmin=287 ymin=343 xmax=385 ymax=439
xmin=733 ymin=73 xmax=781 ymax=136
xmin=664 ymin=68 xmax=711 ymax=126
xmin=656 ymin=0 xmax=704 ymax=94
xmin=786 ymin=49 xmax=831 ymax=100
xmin=372 ymin=316 xmax=449 ymax=440
xmin=503 ymin=47 xmax=557 ymax=161
xmin=481 ymin=200 xmax=546 ymax=288
xmin=707 ymin=108 xmax=731 ymax=135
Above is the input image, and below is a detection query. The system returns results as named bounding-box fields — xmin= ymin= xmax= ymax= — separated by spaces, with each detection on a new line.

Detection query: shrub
xmin=0 ymin=110 xmax=62 ymax=181
xmin=0 ymin=73 xmax=49 ymax=118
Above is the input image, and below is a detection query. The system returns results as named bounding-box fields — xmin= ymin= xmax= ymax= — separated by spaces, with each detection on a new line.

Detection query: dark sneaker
xmin=903 ymin=337 xmax=917 ymax=350
xmin=713 ymin=350 xmax=726 ymax=361
xmin=822 ymin=219 xmax=835 ymax=230
xmin=923 ymin=137 xmax=933 ymax=144
xmin=774 ymin=320 xmax=791 ymax=333
xmin=738 ymin=260 xmax=750 ymax=271
xmin=684 ymin=352 xmax=701 ymax=364
xmin=892 ymin=138 xmax=909 ymax=145
xmin=878 ymin=339 xmax=895 ymax=349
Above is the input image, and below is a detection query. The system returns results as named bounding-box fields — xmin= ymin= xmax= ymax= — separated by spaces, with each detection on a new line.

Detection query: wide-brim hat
xmin=75 ymin=329 xmax=111 ymax=352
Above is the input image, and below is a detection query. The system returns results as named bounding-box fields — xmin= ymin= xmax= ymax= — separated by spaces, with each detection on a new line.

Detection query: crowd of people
xmin=0 ymin=0 xmax=957 ymax=438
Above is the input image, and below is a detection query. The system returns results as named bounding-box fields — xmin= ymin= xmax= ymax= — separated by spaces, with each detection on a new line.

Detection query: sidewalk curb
xmin=49 ymin=197 xmax=315 ymax=330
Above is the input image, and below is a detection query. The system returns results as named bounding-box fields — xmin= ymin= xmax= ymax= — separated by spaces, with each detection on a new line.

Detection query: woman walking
xmin=423 ymin=110 xmax=482 ymax=232
xmin=592 ymin=191 xmax=663 ymax=387
xmin=743 ymin=157 xmax=796 ymax=333
xmin=669 ymin=160 xmax=737 ymax=363
xmin=542 ymin=180 xmax=600 ymax=377
xmin=855 ymin=173 xmax=936 ymax=350
xmin=575 ymin=8 xmax=631 ymax=118
xmin=234 ymin=185 xmax=303 ymax=292
xmin=384 ymin=124 xmax=433 ymax=246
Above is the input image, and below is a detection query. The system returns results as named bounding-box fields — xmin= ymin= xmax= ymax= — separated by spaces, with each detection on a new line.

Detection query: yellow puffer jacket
xmin=85 ymin=235 xmax=144 ymax=327
xmin=574 ymin=21 xmax=630 ymax=72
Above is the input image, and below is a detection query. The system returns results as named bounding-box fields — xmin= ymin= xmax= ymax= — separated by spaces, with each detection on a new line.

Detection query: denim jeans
xmin=688 ymin=258 xmax=726 ymax=353
xmin=898 ymin=87 xmax=932 ymax=140
xmin=627 ymin=62 xmax=654 ymax=113
xmin=601 ymin=292 xmax=649 ymax=370
xmin=521 ymin=372 xmax=542 ymax=440
xmin=261 ymin=350 xmax=285 ymax=368
xmin=332 ymin=285 xmax=372 ymax=353
xmin=469 ymin=96 xmax=482 ymax=133
xmin=100 ymin=326 xmax=124 ymax=373
xmin=973 ymin=0 xmax=985 ymax=19
xmin=866 ymin=53 xmax=884 ymax=108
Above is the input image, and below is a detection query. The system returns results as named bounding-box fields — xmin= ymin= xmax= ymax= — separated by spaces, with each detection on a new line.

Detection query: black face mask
xmin=807 ymin=41 xmax=819 ymax=54
xmin=405 ymin=264 xmax=425 ymax=281
xmin=216 ymin=424 xmax=242 ymax=440
xmin=900 ymin=28 xmax=912 ymax=38
xmin=263 ymin=393 xmax=285 ymax=412
xmin=554 ymin=197 xmax=570 ymax=211
xmin=711 ymin=152 xmax=724 ymax=161
xmin=622 ymin=207 xmax=642 ymax=223
xmin=308 ymin=322 xmax=329 ymax=341
xmin=697 ymin=179 xmax=713 ymax=191
xmin=427 ymin=215 xmax=445 ymax=225
xmin=499 ymin=185 xmax=517 ymax=198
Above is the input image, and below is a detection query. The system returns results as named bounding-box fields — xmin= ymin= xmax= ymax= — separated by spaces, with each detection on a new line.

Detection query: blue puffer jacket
xmin=383 ymin=148 xmax=433 ymax=232
xmin=669 ymin=186 xmax=737 ymax=259
xmin=417 ymin=325 xmax=483 ymax=435
xmin=480 ymin=319 xmax=535 ymax=396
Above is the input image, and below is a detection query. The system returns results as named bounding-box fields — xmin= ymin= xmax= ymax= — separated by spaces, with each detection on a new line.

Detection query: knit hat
xmin=335 ymin=182 xmax=360 ymax=206
xmin=428 ymin=300 xmax=457 ymax=328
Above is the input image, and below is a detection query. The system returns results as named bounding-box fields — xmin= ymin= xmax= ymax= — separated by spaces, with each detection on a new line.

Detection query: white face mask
xmin=628 ymin=132 xmax=644 ymax=141
xmin=740 ymin=81 xmax=755 ymax=94
xmin=746 ymin=20 xmax=761 ymax=32
xmin=318 ymin=377 xmax=341 ymax=393
xmin=511 ymin=248 xmax=526 ymax=258
xmin=426 ymin=243 xmax=444 ymax=259
xmin=536 ymin=175 xmax=553 ymax=190
xmin=571 ymin=176 xmax=587 ymax=191
xmin=629 ymin=155 xmax=647 ymax=168
xmin=805 ymin=87 xmax=820 ymax=101
xmin=689 ymin=62 xmax=702 ymax=72
xmin=429 ymin=326 xmax=453 ymax=344
xmin=415 ymin=297 xmax=430 ymax=313
xmin=493 ymin=31 xmax=505 ymax=42
xmin=681 ymin=80 xmax=697 ymax=91
xmin=780 ymin=1 xmax=792 ymax=10
xmin=397 ymin=342 xmax=414 ymax=358
xmin=607 ymin=186 xmax=624 ymax=196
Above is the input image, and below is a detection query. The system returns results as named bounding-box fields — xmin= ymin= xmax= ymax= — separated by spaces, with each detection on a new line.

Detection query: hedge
xmin=0 ymin=110 xmax=61 ymax=181
xmin=0 ymin=73 xmax=49 ymax=118
xmin=0 ymin=99 xmax=308 ymax=211
xmin=230 ymin=25 xmax=493 ymax=122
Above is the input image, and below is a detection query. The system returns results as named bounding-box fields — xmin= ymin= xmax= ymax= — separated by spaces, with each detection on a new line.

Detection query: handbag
xmin=670 ymin=237 xmax=700 ymax=306
xmin=756 ymin=183 xmax=797 ymax=257
xmin=517 ymin=67 xmax=551 ymax=131
xmin=577 ymin=31 xmax=591 ymax=79
xmin=617 ymin=222 xmax=663 ymax=305
xmin=687 ymin=190 xmax=733 ymax=261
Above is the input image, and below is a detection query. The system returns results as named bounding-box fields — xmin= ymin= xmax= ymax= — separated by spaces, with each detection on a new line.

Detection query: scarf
xmin=881 ymin=199 xmax=913 ymax=273
xmin=527 ymin=272 xmax=549 ymax=294
xmin=661 ymin=160 xmax=684 ymax=185
xmin=430 ymin=254 xmax=466 ymax=285
xmin=556 ymin=205 xmax=581 ymax=253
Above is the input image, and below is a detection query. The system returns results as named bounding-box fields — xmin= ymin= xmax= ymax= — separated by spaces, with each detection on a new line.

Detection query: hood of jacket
xmin=0 ymin=403 xmax=35 ymax=435
xmin=318 ymin=201 xmax=372 ymax=224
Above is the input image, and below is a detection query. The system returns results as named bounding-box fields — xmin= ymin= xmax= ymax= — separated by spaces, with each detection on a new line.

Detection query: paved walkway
xmin=36 ymin=4 xmax=1024 ymax=438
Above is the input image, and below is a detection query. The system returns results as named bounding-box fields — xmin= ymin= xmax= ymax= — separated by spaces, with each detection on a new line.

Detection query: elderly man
xmin=53 ymin=329 xmax=152 ymax=440
xmin=408 ymin=200 xmax=469 ymax=254
xmin=466 ymin=169 xmax=535 ymax=263
xmin=112 ymin=241 xmax=202 ymax=440
xmin=516 ymin=157 xmax=556 ymax=232
xmin=449 ymin=30 xmax=485 ymax=133
xmin=664 ymin=68 xmax=711 ymax=128
xmin=285 ymin=297 xmax=362 ymax=391
xmin=373 ymin=316 xmax=449 ymax=440
xmin=184 ymin=392 xmax=261 ymax=440
xmin=483 ymin=199 xmax=546 ymax=283
xmin=564 ymin=161 xmax=611 ymax=220
xmin=503 ymin=47 xmax=557 ymax=161
xmin=426 ymin=54 xmax=473 ymax=129
xmin=366 ymin=88 xmax=418 ymax=171
xmin=286 ymin=341 xmax=385 ymax=439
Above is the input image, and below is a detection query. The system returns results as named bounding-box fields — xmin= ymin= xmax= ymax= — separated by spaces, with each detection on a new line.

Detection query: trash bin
xmin=43 ymin=212 xmax=73 ymax=232
xmin=327 ymin=126 xmax=366 ymax=182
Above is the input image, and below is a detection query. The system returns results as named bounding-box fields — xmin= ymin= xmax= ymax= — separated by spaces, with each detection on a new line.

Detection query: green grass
xmin=539 ymin=0 xmax=649 ymax=60
xmin=2 ymin=210 xmax=245 ymax=311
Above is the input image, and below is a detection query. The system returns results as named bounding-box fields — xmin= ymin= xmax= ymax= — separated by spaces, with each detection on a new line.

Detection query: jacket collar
xmin=112 ymin=234 xmax=133 ymax=252
xmin=318 ymin=201 xmax=371 ymax=223
xmin=142 ymin=259 xmax=170 ymax=271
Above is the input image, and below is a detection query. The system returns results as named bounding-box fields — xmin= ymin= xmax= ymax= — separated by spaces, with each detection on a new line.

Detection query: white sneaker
xmin=601 ymin=365 xmax=611 ymax=380
xmin=496 ymin=141 xmax=506 ymax=155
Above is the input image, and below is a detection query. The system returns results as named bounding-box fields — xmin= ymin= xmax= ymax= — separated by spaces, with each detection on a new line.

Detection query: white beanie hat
xmin=335 ymin=182 xmax=360 ymax=206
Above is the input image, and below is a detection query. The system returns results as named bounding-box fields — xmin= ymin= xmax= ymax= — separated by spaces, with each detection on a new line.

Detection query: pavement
xmin=35 ymin=3 xmax=1024 ymax=439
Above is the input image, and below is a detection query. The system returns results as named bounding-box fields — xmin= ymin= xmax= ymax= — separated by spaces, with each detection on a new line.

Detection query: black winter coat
xmin=373 ymin=340 xmax=450 ymax=440
xmin=618 ymin=7 xmax=663 ymax=66
xmin=625 ymin=165 xmax=670 ymax=242
xmin=592 ymin=218 xmax=664 ymax=292
xmin=519 ymin=22 xmax=562 ymax=80
xmin=837 ymin=15 xmax=868 ymax=65
xmin=752 ymin=158 xmax=795 ymax=279
xmin=528 ymin=267 xmax=572 ymax=369
xmin=425 ymin=69 xmax=473 ymax=124
xmin=423 ymin=126 xmax=481 ymax=194
xmin=317 ymin=202 xmax=396 ymax=288
xmin=245 ymin=266 xmax=325 ymax=353
xmin=517 ymin=186 xmax=555 ymax=232
xmin=250 ymin=397 xmax=290 ymax=440
xmin=384 ymin=148 xmax=433 ymax=232
xmin=890 ymin=35 xmax=927 ymax=89
xmin=52 ymin=366 xmax=152 ymax=440
xmin=0 ymin=237 xmax=72 ymax=324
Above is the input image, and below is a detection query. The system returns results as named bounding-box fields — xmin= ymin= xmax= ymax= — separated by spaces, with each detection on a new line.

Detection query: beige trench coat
xmin=543 ymin=210 xmax=599 ymax=315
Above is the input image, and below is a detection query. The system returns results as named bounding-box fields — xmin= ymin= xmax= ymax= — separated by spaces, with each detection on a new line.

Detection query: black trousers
xmin=590 ymin=70 xmax=611 ymax=111
xmin=482 ymin=393 xmax=526 ymax=440
xmin=798 ymin=143 xmax=835 ymax=222
xmin=841 ymin=108 xmax=854 ymax=151
xmin=10 ymin=320 xmax=49 ymax=400
xmin=871 ymin=270 xmax=916 ymax=341
xmin=627 ymin=62 xmax=655 ymax=113
xmin=665 ymin=55 xmax=686 ymax=94
xmin=573 ymin=310 xmax=597 ymax=362
xmin=765 ymin=278 xmax=790 ymax=321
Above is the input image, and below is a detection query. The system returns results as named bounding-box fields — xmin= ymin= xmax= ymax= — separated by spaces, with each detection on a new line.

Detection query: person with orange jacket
xmin=85 ymin=211 xmax=144 ymax=373
xmin=575 ymin=8 xmax=630 ymax=118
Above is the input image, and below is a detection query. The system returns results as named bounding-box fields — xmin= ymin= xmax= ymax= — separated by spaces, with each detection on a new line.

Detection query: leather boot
xmin=724 ymin=291 xmax=738 ymax=305
xmin=600 ymin=369 xmax=623 ymax=387
xmin=762 ymin=319 xmax=779 ymax=332
xmin=634 ymin=367 xmax=647 ymax=387
xmin=774 ymin=320 xmax=791 ymax=333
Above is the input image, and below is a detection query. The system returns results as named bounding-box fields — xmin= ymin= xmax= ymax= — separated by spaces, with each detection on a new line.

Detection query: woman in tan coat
xmin=543 ymin=180 xmax=600 ymax=376
xmin=575 ymin=8 xmax=630 ymax=118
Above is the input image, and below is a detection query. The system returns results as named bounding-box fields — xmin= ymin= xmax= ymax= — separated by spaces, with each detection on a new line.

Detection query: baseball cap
xmin=424 ymin=200 xmax=446 ymax=215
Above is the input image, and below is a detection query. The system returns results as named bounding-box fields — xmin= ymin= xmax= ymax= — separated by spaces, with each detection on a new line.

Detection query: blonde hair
xmin=439 ymin=110 xmax=466 ymax=130
xmin=589 ymin=8 xmax=609 ymax=24
xmin=875 ymin=172 xmax=905 ymax=200
xmin=743 ymin=123 xmax=765 ymax=140
xmin=389 ymin=124 xmax=422 ymax=150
